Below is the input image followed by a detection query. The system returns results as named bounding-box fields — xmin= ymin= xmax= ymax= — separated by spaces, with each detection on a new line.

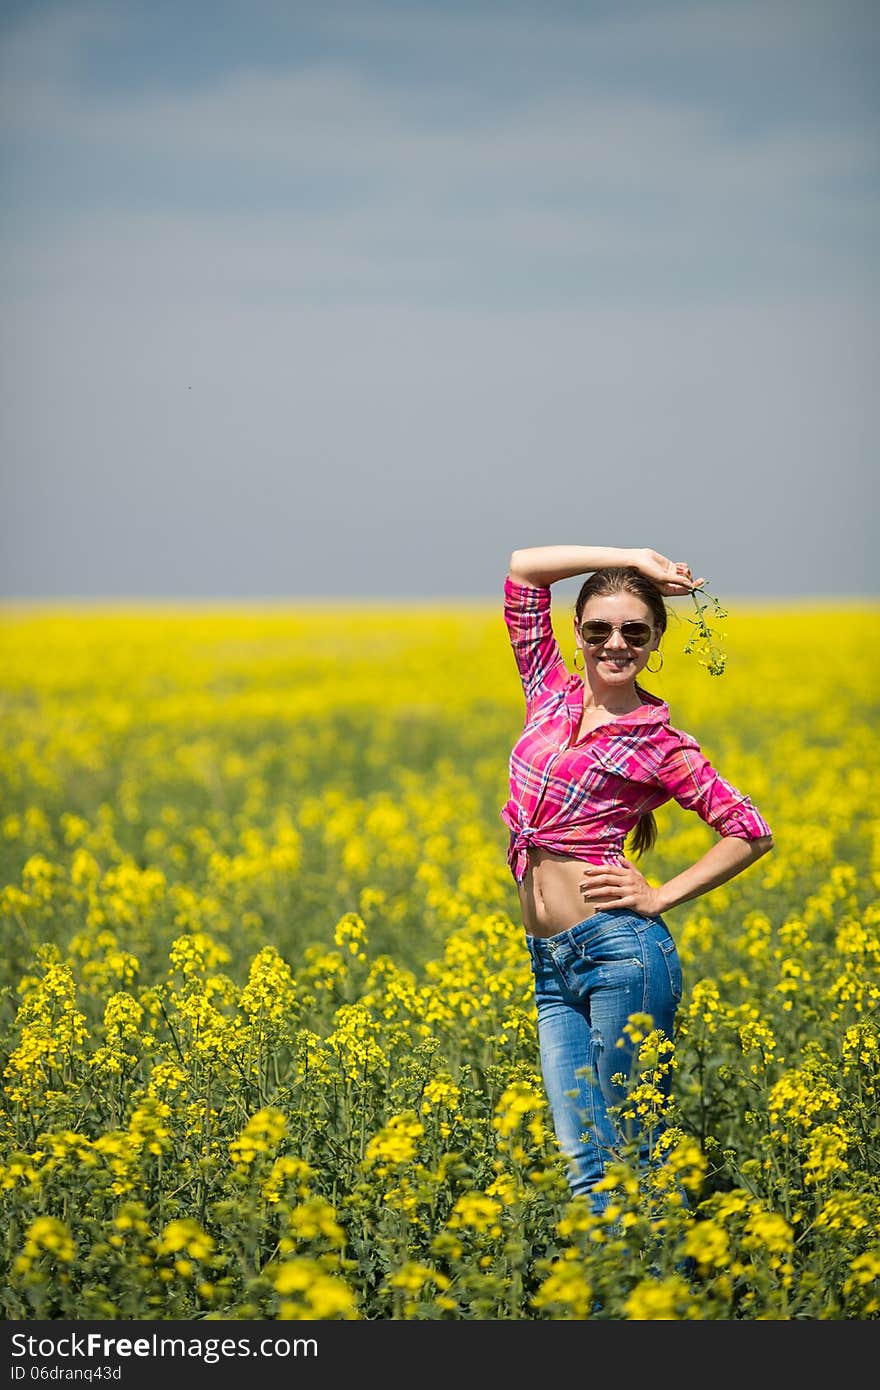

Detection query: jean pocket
xmin=658 ymin=933 xmax=683 ymax=1004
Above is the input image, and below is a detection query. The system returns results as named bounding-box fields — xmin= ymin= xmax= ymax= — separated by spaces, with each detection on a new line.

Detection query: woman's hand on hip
xmin=634 ymin=549 xmax=704 ymax=596
xmin=580 ymin=858 xmax=665 ymax=916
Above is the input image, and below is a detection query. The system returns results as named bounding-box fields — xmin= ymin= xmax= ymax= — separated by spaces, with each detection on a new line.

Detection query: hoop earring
xmin=646 ymin=650 xmax=664 ymax=673
xmin=573 ymin=648 xmax=584 ymax=671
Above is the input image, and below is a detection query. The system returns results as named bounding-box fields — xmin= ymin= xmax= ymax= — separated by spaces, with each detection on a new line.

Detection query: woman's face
xmin=573 ymin=591 xmax=660 ymax=687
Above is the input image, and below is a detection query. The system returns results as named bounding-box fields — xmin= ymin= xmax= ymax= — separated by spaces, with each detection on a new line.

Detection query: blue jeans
xmin=525 ymin=910 xmax=683 ymax=1212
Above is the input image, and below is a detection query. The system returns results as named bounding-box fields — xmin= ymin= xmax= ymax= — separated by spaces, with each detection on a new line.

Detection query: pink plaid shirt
xmin=501 ymin=578 xmax=772 ymax=884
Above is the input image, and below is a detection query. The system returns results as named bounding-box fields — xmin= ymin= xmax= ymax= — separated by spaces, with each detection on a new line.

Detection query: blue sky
xmin=1 ymin=0 xmax=878 ymax=599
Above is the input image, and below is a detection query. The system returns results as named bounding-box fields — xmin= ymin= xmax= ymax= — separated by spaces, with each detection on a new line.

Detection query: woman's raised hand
xmin=634 ymin=549 xmax=705 ymax=596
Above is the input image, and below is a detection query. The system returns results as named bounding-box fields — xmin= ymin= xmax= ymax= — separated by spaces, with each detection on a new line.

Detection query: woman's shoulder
xmin=657 ymin=718 xmax=703 ymax=756
xmin=628 ymin=697 xmax=702 ymax=755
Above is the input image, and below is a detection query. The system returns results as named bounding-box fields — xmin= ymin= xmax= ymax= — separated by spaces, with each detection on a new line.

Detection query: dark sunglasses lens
xmin=621 ymin=623 xmax=652 ymax=647
xmin=581 ymin=620 xmax=653 ymax=647
xmin=581 ymin=622 xmax=612 ymax=644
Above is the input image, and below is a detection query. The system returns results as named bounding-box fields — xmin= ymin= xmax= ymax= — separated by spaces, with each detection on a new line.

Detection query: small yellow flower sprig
xmin=683 ymin=583 xmax=728 ymax=676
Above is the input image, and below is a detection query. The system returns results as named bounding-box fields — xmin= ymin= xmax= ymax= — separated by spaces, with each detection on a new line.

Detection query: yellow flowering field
xmin=0 ymin=596 xmax=878 ymax=1321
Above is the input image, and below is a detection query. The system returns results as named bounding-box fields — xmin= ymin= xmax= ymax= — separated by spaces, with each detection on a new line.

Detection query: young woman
xmin=502 ymin=544 xmax=773 ymax=1211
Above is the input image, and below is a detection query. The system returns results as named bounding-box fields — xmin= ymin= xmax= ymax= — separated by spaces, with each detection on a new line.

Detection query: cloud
xmin=0 ymin=0 xmax=876 ymax=596
xmin=2 ymin=1 xmax=876 ymax=318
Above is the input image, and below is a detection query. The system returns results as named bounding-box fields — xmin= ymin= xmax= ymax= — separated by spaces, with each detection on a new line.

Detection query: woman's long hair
xmin=574 ymin=567 xmax=669 ymax=858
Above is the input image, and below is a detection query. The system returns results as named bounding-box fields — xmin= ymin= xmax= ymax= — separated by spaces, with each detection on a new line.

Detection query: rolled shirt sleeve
xmin=503 ymin=577 xmax=569 ymax=716
xmin=656 ymin=732 xmax=772 ymax=841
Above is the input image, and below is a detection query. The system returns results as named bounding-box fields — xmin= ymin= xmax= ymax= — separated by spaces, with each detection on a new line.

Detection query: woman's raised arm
xmin=508 ymin=545 xmax=704 ymax=596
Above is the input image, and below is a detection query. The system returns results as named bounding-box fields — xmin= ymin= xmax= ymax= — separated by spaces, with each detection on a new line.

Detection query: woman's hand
xmin=633 ymin=549 xmax=704 ymax=596
xmin=580 ymin=858 xmax=665 ymax=916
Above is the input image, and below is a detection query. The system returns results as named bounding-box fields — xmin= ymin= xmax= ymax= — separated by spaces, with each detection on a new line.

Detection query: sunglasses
xmin=579 ymin=619 xmax=654 ymax=648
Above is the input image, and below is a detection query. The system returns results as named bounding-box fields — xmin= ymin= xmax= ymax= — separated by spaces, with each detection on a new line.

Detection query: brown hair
xmin=574 ymin=567 xmax=669 ymax=859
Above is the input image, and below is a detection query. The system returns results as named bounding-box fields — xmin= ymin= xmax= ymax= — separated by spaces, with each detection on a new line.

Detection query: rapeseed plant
xmin=0 ymin=599 xmax=877 ymax=1318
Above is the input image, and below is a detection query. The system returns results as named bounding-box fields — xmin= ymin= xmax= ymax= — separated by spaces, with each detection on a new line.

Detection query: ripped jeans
xmin=525 ymin=910 xmax=683 ymax=1212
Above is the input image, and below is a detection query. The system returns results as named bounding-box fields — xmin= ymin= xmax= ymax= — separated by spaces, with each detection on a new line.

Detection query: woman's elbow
xmin=722 ymin=832 xmax=773 ymax=860
xmin=508 ymin=549 xmax=528 ymax=581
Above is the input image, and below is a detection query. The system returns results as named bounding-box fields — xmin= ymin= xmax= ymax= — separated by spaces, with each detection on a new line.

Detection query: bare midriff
xmin=517 ymin=845 xmax=603 ymax=939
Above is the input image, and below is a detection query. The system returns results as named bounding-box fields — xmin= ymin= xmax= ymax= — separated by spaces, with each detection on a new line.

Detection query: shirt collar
xmin=564 ymin=675 xmax=669 ymax=730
